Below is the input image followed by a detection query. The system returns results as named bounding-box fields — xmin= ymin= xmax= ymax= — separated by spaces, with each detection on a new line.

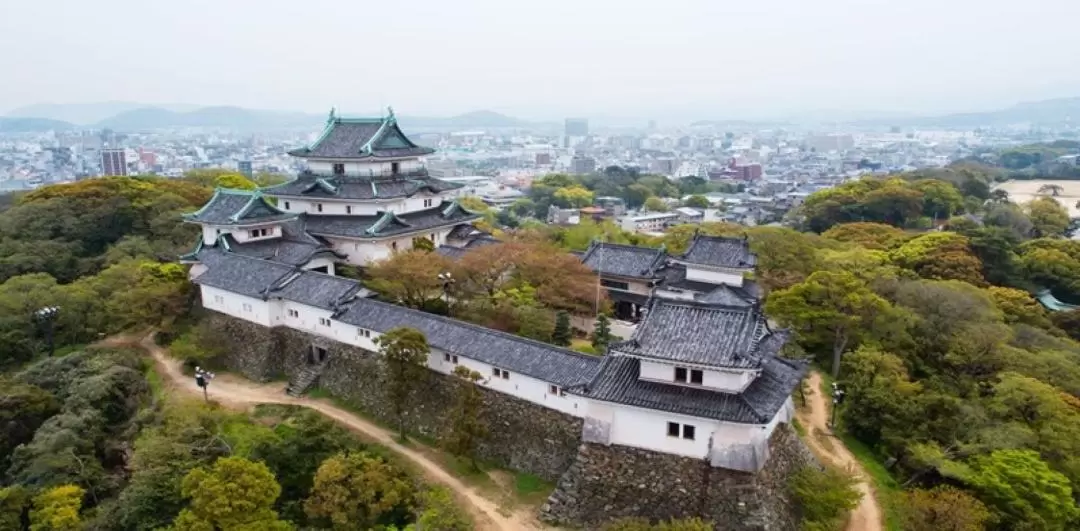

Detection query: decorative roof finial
xmin=327 ymin=107 xmax=336 ymax=124
xmin=386 ymin=105 xmax=395 ymax=122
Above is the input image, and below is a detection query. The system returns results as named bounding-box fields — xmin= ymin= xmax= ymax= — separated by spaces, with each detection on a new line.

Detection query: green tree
xmin=29 ymin=485 xmax=83 ymax=531
xmin=960 ymin=450 xmax=1077 ymax=530
xmin=643 ymin=196 xmax=670 ymax=212
xmin=366 ymin=249 xmax=453 ymax=309
xmin=458 ymin=195 xmax=489 ymax=213
xmin=304 ymin=452 xmax=415 ymax=530
xmin=553 ymin=186 xmax=595 ymax=208
xmin=821 ymin=222 xmax=909 ymax=250
xmin=765 ymin=271 xmax=893 ymax=378
xmin=0 ymin=485 xmax=30 ymax=531
xmin=410 ymin=487 xmax=471 ymax=531
xmin=913 ymin=179 xmax=964 ymax=218
xmin=552 ymin=311 xmax=572 ymax=346
xmin=787 ymin=465 xmax=861 ymax=531
xmin=900 ymin=486 xmax=992 ymax=531
xmin=411 ymin=236 xmax=435 ymax=252
xmin=0 ymin=380 xmax=60 ymax=475
xmin=591 ymin=314 xmax=613 ymax=351
xmin=1026 ymin=197 xmax=1070 ymax=238
xmin=376 ymin=327 xmax=430 ymax=439
xmin=443 ymin=366 xmax=487 ymax=469
xmin=684 ymin=195 xmax=711 ymax=209
xmin=173 ymin=456 xmax=293 ymax=530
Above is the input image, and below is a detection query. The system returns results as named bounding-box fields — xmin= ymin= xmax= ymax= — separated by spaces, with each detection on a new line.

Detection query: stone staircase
xmin=286 ymin=363 xmax=326 ymax=397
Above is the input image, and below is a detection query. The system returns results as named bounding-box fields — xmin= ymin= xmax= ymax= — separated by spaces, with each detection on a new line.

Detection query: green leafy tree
xmin=409 ymin=487 xmax=471 ymax=531
xmin=0 ymin=380 xmax=60 ymax=475
xmin=591 ymin=314 xmax=613 ymax=351
xmin=553 ymin=186 xmax=595 ymax=208
xmin=552 ymin=311 xmax=573 ymax=346
xmin=1026 ymin=197 xmax=1070 ymax=238
xmin=443 ymin=366 xmax=487 ymax=469
xmin=304 ymin=452 xmax=415 ymax=530
xmin=172 ymin=456 xmax=293 ymax=530
xmin=458 ymin=195 xmax=489 ymax=213
xmin=900 ymin=486 xmax=992 ymax=531
xmin=643 ymin=196 xmax=670 ymax=212
xmin=411 ymin=236 xmax=435 ymax=252
xmin=602 ymin=517 xmax=714 ymax=530
xmin=787 ymin=465 xmax=861 ymax=531
xmin=683 ymin=195 xmax=711 ymax=209
xmin=29 ymin=485 xmax=83 ymax=531
xmin=960 ymin=450 xmax=1077 ymax=530
xmin=366 ymin=250 xmax=453 ymax=309
xmin=821 ymin=222 xmax=909 ymax=250
xmin=376 ymin=327 xmax=431 ymax=439
xmin=765 ymin=271 xmax=893 ymax=378
xmin=0 ymin=485 xmax=30 ymax=531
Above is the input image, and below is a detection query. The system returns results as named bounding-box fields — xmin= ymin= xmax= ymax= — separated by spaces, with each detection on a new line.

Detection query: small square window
xmin=682 ymin=425 xmax=696 ymax=440
xmin=213 ymin=295 xmax=224 ymax=304
xmin=451 ymin=355 xmax=458 ymax=364
xmin=674 ymin=367 xmax=687 ymax=383
xmin=444 ymin=353 xmax=451 ymax=362
xmin=667 ymin=422 xmax=680 ymax=437
xmin=346 ymin=205 xmax=352 ymax=214
xmin=287 ymin=309 xmax=298 ymax=318
xmin=492 ymin=367 xmax=501 ymax=378
xmin=358 ymin=329 xmax=371 ymax=339
xmin=502 ymin=370 xmax=510 ymax=380
xmin=690 ymin=369 xmax=703 ymax=385
xmin=284 ymin=201 xmax=290 ymax=210
xmin=316 ymin=203 xmax=323 ymax=212
xmin=333 ymin=163 xmax=345 ymax=175
xmin=242 ymin=303 xmax=252 ymax=312
xmin=549 ymin=385 xmax=560 ymax=395
xmin=319 ymin=317 xmax=331 ymax=327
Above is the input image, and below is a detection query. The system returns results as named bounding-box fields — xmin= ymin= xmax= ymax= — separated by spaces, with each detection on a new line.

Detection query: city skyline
xmin=3 ymin=0 xmax=1080 ymax=120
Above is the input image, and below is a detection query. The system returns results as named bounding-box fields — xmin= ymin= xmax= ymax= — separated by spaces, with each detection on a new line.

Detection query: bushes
xmin=787 ymin=465 xmax=861 ymax=531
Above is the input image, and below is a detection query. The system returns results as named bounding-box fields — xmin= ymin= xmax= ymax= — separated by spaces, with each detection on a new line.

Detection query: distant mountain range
xmin=5 ymin=96 xmax=1080 ymax=133
xmin=852 ymin=97 xmax=1080 ymax=127
xmin=2 ymin=102 xmax=529 ymax=132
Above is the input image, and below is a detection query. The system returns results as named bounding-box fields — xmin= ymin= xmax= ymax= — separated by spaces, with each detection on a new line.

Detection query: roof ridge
xmin=350 ymin=297 xmax=600 ymax=361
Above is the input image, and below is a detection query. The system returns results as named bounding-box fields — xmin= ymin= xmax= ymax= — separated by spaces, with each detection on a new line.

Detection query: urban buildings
xmin=100 ymin=148 xmax=127 ymax=176
xmin=565 ymin=117 xmax=589 ymax=136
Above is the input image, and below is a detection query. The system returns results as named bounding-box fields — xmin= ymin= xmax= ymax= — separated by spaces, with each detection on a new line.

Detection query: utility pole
xmin=35 ymin=306 xmax=60 ymax=357
xmin=194 ymin=366 xmax=216 ymax=402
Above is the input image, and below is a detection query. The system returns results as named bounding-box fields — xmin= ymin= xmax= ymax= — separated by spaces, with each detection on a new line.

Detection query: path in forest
xmin=105 ymin=332 xmax=548 ymax=531
xmin=796 ymin=371 xmax=883 ymax=531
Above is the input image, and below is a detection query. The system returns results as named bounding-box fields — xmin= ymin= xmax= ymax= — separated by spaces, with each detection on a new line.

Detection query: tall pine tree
xmin=553 ymin=311 xmax=572 ymax=346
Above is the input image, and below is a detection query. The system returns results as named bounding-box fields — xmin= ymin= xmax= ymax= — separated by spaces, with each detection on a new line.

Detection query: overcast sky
xmin=3 ymin=0 xmax=1080 ymax=120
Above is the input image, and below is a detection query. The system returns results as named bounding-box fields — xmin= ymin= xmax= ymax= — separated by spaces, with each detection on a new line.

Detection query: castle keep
xmin=181 ymin=110 xmax=814 ymax=529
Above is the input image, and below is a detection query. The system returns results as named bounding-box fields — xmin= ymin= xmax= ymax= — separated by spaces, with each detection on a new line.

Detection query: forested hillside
xmin=0 ymin=173 xmax=469 ymax=530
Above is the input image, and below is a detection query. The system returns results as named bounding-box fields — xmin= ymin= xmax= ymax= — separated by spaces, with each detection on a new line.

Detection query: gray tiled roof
xmin=193 ymin=250 xmax=359 ymax=309
xmin=695 ymin=284 xmax=755 ymax=307
xmin=193 ymin=250 xmax=296 ymax=298
xmin=183 ymin=189 xmax=296 ymax=226
xmin=303 ymin=201 xmax=479 ymax=239
xmin=264 ymin=171 xmax=462 ymax=200
xmin=581 ymin=241 xmax=667 ymax=279
xmin=612 ymin=299 xmax=782 ymax=370
xmin=579 ymin=354 xmax=806 ymax=423
xmin=287 ymin=118 xmax=435 ymax=160
xmin=680 ymin=235 xmax=757 ymax=269
xmin=337 ymin=299 xmax=601 ymax=388
xmin=274 ymin=271 xmax=362 ymax=310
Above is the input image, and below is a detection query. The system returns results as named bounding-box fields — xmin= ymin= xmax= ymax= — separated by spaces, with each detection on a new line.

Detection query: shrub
xmin=788 ymin=465 xmax=861 ymax=531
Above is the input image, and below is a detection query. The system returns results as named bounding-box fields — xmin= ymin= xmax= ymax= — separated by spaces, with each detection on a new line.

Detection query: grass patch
xmin=792 ymin=418 xmax=807 ymax=437
xmin=513 ymin=472 xmax=554 ymax=504
xmin=145 ymin=365 xmax=165 ymax=401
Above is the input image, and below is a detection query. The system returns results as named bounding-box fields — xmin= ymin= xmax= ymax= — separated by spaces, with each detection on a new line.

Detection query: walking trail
xmin=795 ymin=371 xmax=883 ymax=531
xmin=105 ymin=332 xmax=548 ymax=531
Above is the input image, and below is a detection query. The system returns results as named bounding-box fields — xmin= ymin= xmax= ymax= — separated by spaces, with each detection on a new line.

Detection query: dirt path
xmin=109 ymin=333 xmax=547 ymax=531
xmin=796 ymin=371 xmax=883 ymax=531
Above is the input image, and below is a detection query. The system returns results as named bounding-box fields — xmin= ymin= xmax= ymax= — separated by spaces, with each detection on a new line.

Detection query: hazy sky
xmin=3 ymin=0 xmax=1080 ymax=120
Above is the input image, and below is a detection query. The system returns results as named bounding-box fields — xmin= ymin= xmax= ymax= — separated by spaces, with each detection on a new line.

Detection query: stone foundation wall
xmin=209 ymin=313 xmax=582 ymax=481
xmin=541 ymin=424 xmax=816 ymax=531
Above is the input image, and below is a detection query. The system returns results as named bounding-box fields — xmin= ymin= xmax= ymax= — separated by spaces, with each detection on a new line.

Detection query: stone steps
xmin=286 ymin=364 xmax=325 ymax=397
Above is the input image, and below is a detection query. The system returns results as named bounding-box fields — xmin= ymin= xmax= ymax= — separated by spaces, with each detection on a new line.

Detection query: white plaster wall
xmin=201 ymin=226 xmax=222 ymax=245
xmin=232 ymin=225 xmax=282 ymax=244
xmin=638 ymin=359 xmax=753 ymax=393
xmin=426 ymin=348 xmax=584 ymax=416
xmin=607 ymin=405 xmax=717 ymax=458
xmin=325 ymin=231 xmax=450 ymax=266
xmin=306 ymin=159 xmax=424 ymax=176
xmin=302 ymin=257 xmax=337 ymax=275
xmin=653 ymin=288 xmax=696 ymax=301
xmin=200 ymin=285 xmax=273 ymax=327
xmin=684 ymin=267 xmax=744 ymax=287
